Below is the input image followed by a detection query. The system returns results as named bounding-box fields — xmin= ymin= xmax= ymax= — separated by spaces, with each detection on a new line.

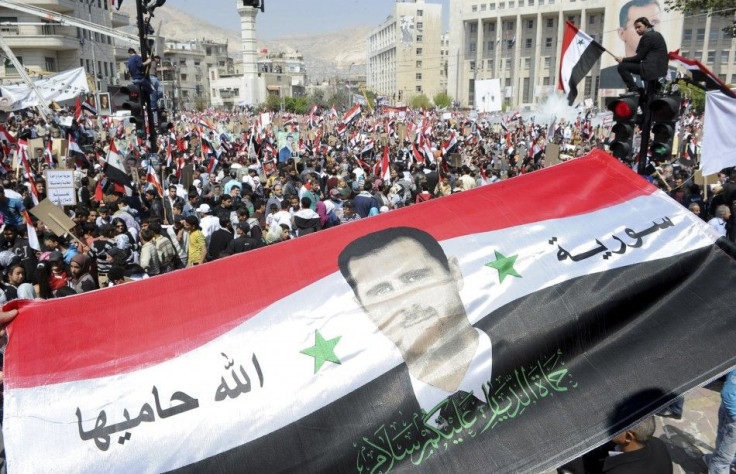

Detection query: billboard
xmin=599 ymin=0 xmax=683 ymax=95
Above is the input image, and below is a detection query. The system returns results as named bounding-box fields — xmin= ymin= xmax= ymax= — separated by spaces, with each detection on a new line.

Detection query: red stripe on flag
xmin=5 ymin=151 xmax=658 ymax=388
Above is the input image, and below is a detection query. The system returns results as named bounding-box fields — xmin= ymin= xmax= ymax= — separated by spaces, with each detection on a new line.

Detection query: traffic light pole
xmin=136 ymin=0 xmax=158 ymax=153
xmin=637 ymin=96 xmax=652 ymax=176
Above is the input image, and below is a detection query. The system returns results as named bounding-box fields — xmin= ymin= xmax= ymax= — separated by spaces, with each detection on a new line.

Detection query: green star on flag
xmin=301 ymin=330 xmax=342 ymax=374
xmin=485 ymin=251 xmax=522 ymax=283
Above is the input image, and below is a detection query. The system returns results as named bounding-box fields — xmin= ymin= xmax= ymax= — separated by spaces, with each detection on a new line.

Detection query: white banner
xmin=475 ymin=79 xmax=502 ymax=113
xmin=701 ymin=91 xmax=736 ymax=176
xmin=0 ymin=67 xmax=89 ymax=111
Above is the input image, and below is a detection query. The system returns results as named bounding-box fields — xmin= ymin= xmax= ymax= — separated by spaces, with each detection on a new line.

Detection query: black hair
xmin=619 ymin=0 xmax=660 ymax=28
xmin=337 ymin=227 xmax=451 ymax=296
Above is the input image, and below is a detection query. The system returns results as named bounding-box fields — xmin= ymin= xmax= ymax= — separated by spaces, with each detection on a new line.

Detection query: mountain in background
xmin=118 ymin=4 xmax=369 ymax=80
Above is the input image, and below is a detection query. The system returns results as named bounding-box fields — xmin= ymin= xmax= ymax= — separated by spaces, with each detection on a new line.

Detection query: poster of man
xmin=277 ymin=131 xmax=299 ymax=163
xmin=599 ymin=0 xmax=683 ymax=95
xmin=96 ymin=92 xmax=112 ymax=116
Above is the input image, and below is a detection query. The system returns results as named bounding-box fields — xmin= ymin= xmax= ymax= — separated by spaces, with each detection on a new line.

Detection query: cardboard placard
xmin=51 ymin=138 xmax=68 ymax=159
xmin=694 ymin=170 xmax=719 ymax=187
xmin=449 ymin=153 xmax=462 ymax=168
xmin=545 ymin=143 xmax=561 ymax=166
xmin=30 ymin=198 xmax=76 ymax=236
xmin=45 ymin=169 xmax=76 ymax=206
xmin=397 ymin=124 xmax=407 ymax=143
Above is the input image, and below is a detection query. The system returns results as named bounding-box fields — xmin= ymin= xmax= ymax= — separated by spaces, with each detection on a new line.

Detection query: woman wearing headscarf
xmin=69 ymin=254 xmax=97 ymax=293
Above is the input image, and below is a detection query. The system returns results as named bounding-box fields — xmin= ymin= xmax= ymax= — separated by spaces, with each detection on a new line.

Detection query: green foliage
xmin=262 ymin=94 xmax=282 ymax=112
xmin=194 ymin=97 xmax=207 ymax=112
xmin=308 ymin=89 xmax=328 ymax=108
xmin=433 ymin=92 xmax=452 ymax=109
xmin=409 ymin=94 xmax=433 ymax=109
xmin=284 ymin=96 xmax=309 ymax=114
xmin=664 ymin=0 xmax=735 ymax=36
xmin=675 ymin=79 xmax=706 ymax=114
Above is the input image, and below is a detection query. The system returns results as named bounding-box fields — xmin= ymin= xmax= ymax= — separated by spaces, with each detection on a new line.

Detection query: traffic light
xmin=120 ymin=83 xmax=146 ymax=133
xmin=242 ymin=0 xmax=265 ymax=12
xmin=649 ymin=93 xmax=681 ymax=162
xmin=607 ymin=95 xmax=640 ymax=162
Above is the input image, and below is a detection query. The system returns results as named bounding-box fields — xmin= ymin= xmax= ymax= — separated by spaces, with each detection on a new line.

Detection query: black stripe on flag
xmin=567 ymin=42 xmax=605 ymax=105
xmin=170 ymin=244 xmax=736 ymax=474
xmin=104 ymin=162 xmax=133 ymax=189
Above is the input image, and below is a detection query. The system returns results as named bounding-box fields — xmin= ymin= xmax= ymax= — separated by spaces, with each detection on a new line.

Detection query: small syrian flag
xmin=559 ymin=21 xmax=605 ymax=106
xmin=412 ymin=142 xmax=425 ymax=165
xmin=342 ymin=103 xmax=361 ymax=125
xmin=360 ymin=140 xmax=375 ymax=156
xmin=68 ymin=134 xmax=90 ymax=169
xmin=146 ymin=165 xmax=163 ymax=197
xmin=104 ymin=139 xmax=133 ymax=190
xmin=336 ymin=124 xmax=347 ymax=136
xmin=82 ymin=99 xmax=98 ymax=116
xmin=206 ymin=154 xmax=218 ymax=175
xmin=379 ymin=145 xmax=391 ymax=183
xmin=669 ymin=50 xmax=736 ymax=98
xmin=441 ymin=131 xmax=459 ymax=156
xmin=21 ymin=209 xmax=39 ymax=251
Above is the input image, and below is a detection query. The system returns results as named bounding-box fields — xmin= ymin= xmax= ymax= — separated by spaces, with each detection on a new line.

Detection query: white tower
xmin=238 ymin=2 xmax=261 ymax=105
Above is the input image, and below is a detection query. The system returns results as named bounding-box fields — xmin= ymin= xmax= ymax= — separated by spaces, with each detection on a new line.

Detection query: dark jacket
xmin=602 ymin=438 xmax=672 ymax=474
xmin=621 ymin=29 xmax=668 ymax=81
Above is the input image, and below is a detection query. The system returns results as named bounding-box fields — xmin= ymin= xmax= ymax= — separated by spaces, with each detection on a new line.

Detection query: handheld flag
xmin=559 ymin=21 xmax=605 ymax=105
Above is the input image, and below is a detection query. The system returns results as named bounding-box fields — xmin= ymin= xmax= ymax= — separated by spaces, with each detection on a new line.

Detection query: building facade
xmin=0 ymin=0 xmax=128 ymax=91
xmin=368 ymin=0 xmax=444 ymax=104
xmin=448 ymin=0 xmax=736 ymax=109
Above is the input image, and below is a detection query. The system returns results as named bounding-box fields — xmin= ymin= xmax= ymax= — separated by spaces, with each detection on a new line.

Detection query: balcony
xmin=4 ymin=34 xmax=79 ymax=51
xmin=24 ymin=0 xmax=76 ymax=14
xmin=111 ymin=11 xmax=129 ymax=28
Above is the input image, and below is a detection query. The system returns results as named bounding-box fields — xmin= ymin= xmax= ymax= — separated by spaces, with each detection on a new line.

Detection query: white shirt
xmin=200 ymin=214 xmax=221 ymax=246
xmin=409 ymin=329 xmax=492 ymax=416
xmin=708 ymin=217 xmax=728 ymax=236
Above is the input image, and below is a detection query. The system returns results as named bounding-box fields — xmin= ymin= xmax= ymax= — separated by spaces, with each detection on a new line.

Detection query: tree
xmin=433 ymin=92 xmax=452 ymax=109
xmin=409 ymin=94 xmax=432 ymax=109
xmin=262 ymin=93 xmax=282 ymax=112
xmin=664 ymin=0 xmax=735 ymax=37
xmin=675 ymin=79 xmax=706 ymax=114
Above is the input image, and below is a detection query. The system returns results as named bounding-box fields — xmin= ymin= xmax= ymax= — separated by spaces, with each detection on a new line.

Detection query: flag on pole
xmin=669 ymin=50 xmax=736 ymax=98
xmin=0 ymin=124 xmax=17 ymax=145
xmin=559 ymin=21 xmax=605 ymax=105
xmin=104 ymin=139 xmax=133 ymax=190
xmin=700 ymin=90 xmax=736 ymax=175
xmin=146 ymin=165 xmax=163 ymax=197
xmin=68 ymin=134 xmax=90 ymax=169
xmin=341 ymin=104 xmax=361 ymax=125
xmin=44 ymin=139 xmax=54 ymax=168
xmin=6 ymin=151 xmax=736 ymax=473
xmin=380 ymin=145 xmax=391 ymax=182
xmin=74 ymin=97 xmax=83 ymax=122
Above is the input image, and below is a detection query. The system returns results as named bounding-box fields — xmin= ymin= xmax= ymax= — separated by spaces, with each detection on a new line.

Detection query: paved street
xmin=658 ymin=380 xmax=727 ymax=474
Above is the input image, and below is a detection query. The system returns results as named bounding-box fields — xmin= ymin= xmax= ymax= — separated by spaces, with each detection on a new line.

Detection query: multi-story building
xmin=368 ymin=0 xmax=444 ymax=104
xmin=258 ymin=51 xmax=307 ymax=98
xmin=0 ymin=0 xmax=128 ymax=91
xmin=448 ymin=0 xmax=735 ymax=109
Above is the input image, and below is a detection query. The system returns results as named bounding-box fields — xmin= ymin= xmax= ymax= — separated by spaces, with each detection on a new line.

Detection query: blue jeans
xmin=710 ymin=405 xmax=736 ymax=473
xmin=132 ymin=78 xmax=157 ymax=111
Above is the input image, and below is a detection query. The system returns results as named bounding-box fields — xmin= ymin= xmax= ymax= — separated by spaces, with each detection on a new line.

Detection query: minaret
xmin=238 ymin=1 xmax=260 ymax=105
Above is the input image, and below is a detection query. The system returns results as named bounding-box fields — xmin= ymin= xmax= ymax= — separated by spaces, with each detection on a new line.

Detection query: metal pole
xmin=86 ymin=0 xmax=99 ymax=93
xmin=135 ymin=0 xmax=158 ymax=153
xmin=637 ymin=94 xmax=652 ymax=175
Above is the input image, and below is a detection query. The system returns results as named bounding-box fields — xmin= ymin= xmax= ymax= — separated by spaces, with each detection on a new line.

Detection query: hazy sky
xmin=170 ymin=0 xmax=450 ymax=39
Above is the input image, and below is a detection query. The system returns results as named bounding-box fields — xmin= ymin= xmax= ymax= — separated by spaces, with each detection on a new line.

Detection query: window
xmin=481 ymin=4 xmax=487 ymax=10
xmin=543 ymin=76 xmax=550 ymax=85
xmin=683 ymin=29 xmax=692 ymax=42
xmin=179 ymin=59 xmax=187 ymax=66
xmin=416 ymin=60 xmax=422 ymax=68
xmin=722 ymin=51 xmax=730 ymax=63
xmin=94 ymin=32 xmax=99 ymax=42
xmin=589 ymin=15 xmax=595 ymax=24
xmin=181 ymin=73 xmax=188 ymax=81
xmin=470 ymin=23 xmax=477 ymax=33
xmin=487 ymin=59 xmax=494 ymax=70
xmin=416 ymin=47 xmax=423 ymax=54
xmin=568 ymin=16 xmax=575 ymax=23
xmin=499 ymin=2 xmax=505 ymax=8
xmin=525 ymin=38 xmax=532 ymax=48
xmin=506 ymin=58 xmax=511 ymax=70
xmin=490 ymin=3 xmax=496 ymax=9
xmin=470 ymin=42 xmax=476 ymax=53
xmin=524 ymin=57 xmax=531 ymax=68
xmin=523 ymin=77 xmax=531 ymax=102
xmin=718 ymin=73 xmax=727 ymax=82
xmin=417 ymin=9 xmax=423 ymax=16
xmin=584 ymin=78 xmax=592 ymax=97
xmin=470 ymin=61 xmax=476 ymax=70
xmin=545 ymin=37 xmax=553 ymax=48
xmin=710 ymin=29 xmax=719 ymax=41
xmin=489 ymin=22 xmax=495 ymax=31
xmin=544 ymin=57 xmax=551 ymax=68
xmin=529 ymin=0 xmax=534 ymax=5
xmin=472 ymin=5 xmax=478 ymax=11
xmin=416 ymin=85 xmax=422 ymax=92
xmin=707 ymin=51 xmax=715 ymax=63
xmin=527 ymin=20 xmax=534 ymax=29
xmin=44 ymin=57 xmax=56 ymax=72
xmin=506 ymin=21 xmax=514 ymax=30
xmin=86 ymin=59 xmax=91 ymax=73
xmin=509 ymin=1 xmax=515 ymax=7
xmin=98 ymin=61 xmax=102 ymax=75
xmin=416 ymin=72 xmax=422 ymax=80
xmin=417 ymin=22 xmax=423 ymax=30
xmin=417 ymin=35 xmax=423 ymax=42
xmin=487 ymin=40 xmax=494 ymax=51
xmin=547 ymin=18 xmax=554 ymax=28
xmin=505 ymin=78 xmax=511 ymax=87
xmin=696 ymin=29 xmax=705 ymax=41
xmin=0 ymin=16 xmax=18 ymax=34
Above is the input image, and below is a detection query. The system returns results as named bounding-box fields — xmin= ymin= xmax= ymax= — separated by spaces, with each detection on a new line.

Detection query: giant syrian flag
xmin=4 ymin=150 xmax=736 ymax=473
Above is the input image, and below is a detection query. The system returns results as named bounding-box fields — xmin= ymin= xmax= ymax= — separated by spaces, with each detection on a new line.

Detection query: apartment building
xmin=368 ymin=0 xmax=444 ymax=104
